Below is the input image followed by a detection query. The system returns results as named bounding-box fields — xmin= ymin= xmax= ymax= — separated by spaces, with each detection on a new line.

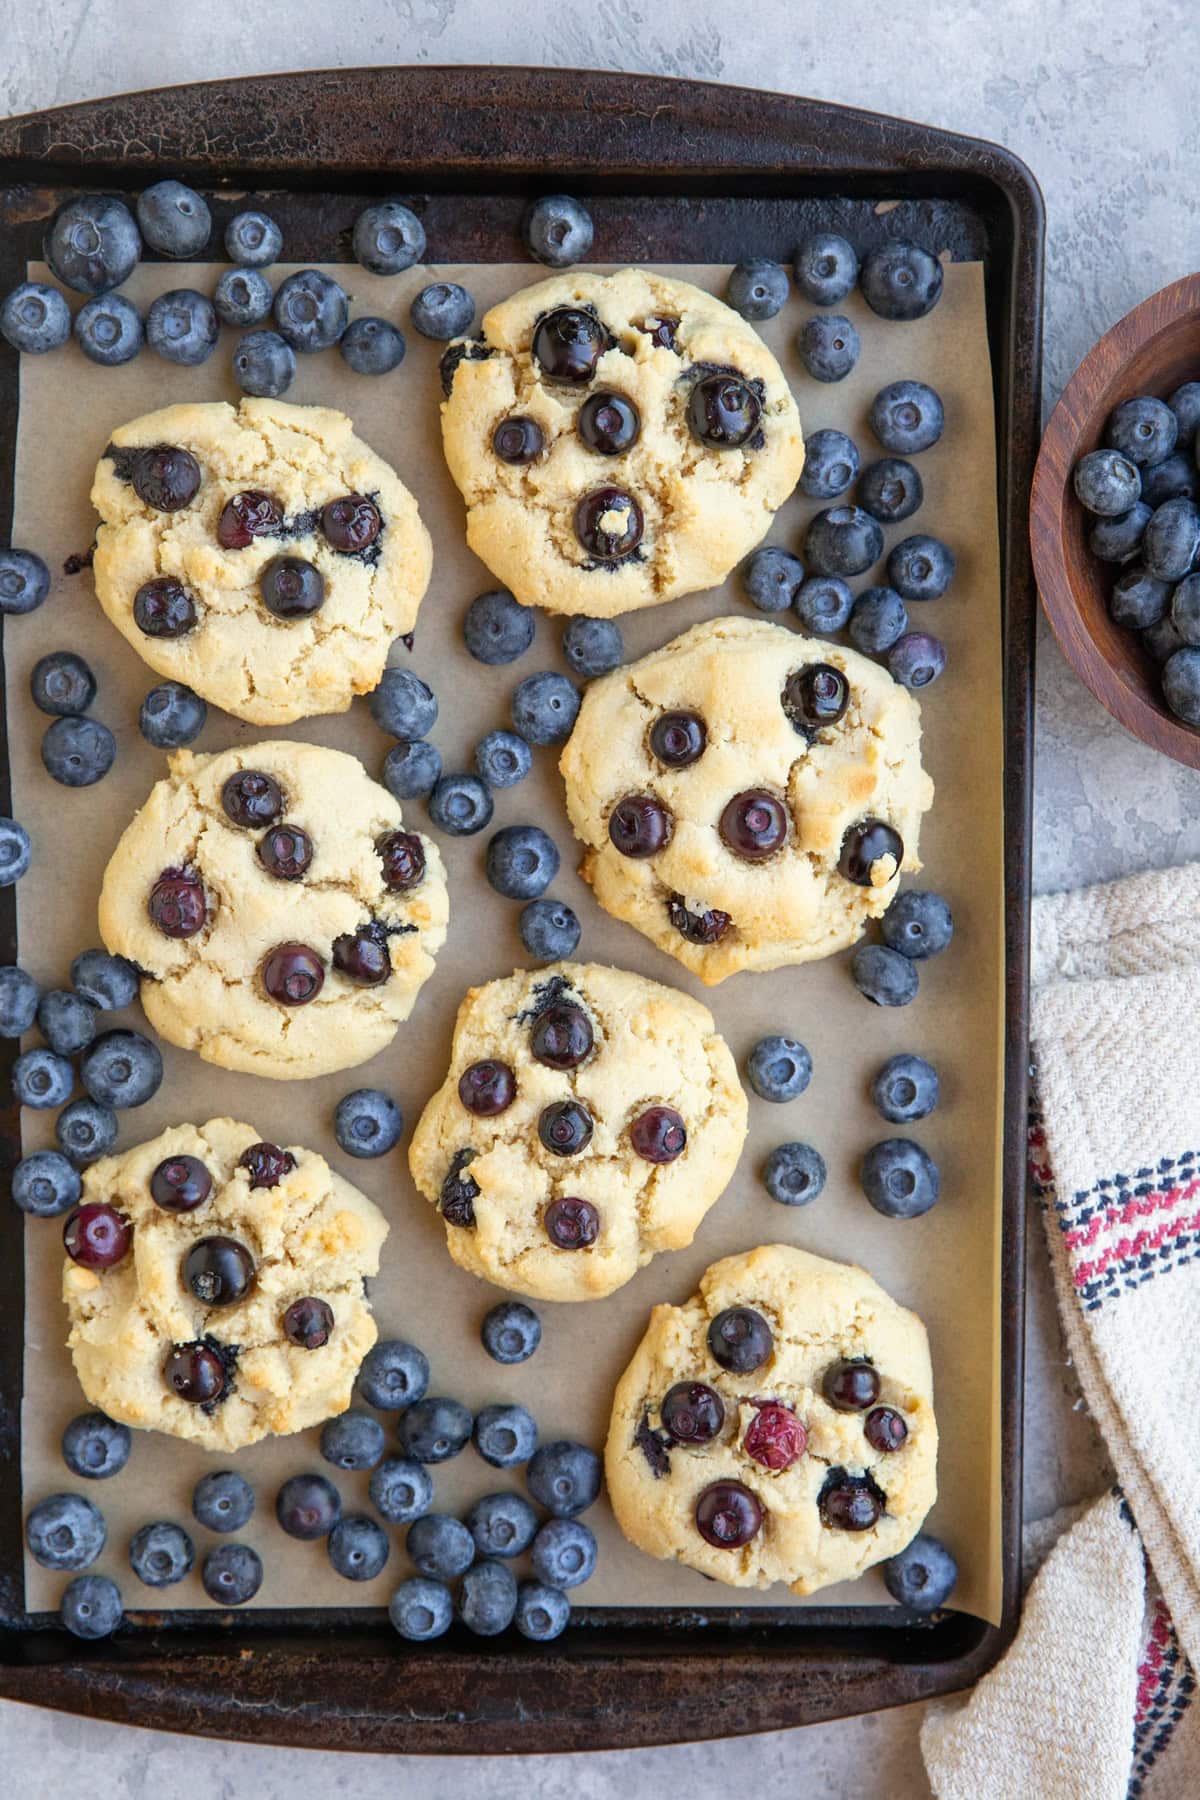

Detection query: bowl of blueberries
xmin=1031 ymin=271 xmax=1200 ymax=765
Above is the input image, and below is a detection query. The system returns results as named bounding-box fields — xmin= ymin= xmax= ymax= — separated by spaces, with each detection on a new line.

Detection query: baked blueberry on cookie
xmin=559 ymin=616 xmax=934 ymax=982
xmin=408 ymin=963 xmax=747 ymax=1301
xmin=61 ymin=1117 xmax=388 ymax=1453
xmin=98 ymin=741 xmax=448 ymax=1079
xmin=439 ymin=269 xmax=805 ymax=617
xmin=90 ymin=399 xmax=433 ymax=724
xmin=605 ymin=1244 xmax=937 ymax=1595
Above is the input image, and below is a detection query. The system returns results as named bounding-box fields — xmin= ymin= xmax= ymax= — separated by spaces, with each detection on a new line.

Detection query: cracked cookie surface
xmin=91 ymin=398 xmax=432 ymax=724
xmin=439 ymin=268 xmax=805 ymax=617
xmin=408 ymin=962 xmax=748 ymax=1302
xmin=63 ymin=1117 xmax=388 ymax=1453
xmin=606 ymin=1244 xmax=937 ymax=1595
xmin=559 ymin=616 xmax=935 ymax=982
xmin=98 ymin=740 xmax=448 ymax=1080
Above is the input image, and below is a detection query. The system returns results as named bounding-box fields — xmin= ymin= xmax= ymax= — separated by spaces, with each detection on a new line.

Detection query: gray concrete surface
xmin=4 ymin=1 xmax=1193 ymax=1790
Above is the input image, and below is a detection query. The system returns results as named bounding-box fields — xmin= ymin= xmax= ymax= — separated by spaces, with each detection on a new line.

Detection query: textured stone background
xmin=3 ymin=2 xmax=1193 ymax=1791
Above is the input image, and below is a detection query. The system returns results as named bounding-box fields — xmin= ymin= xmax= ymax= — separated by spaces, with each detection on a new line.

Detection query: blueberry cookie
xmin=408 ymin=963 xmax=747 ymax=1302
xmin=98 ymin=741 xmax=448 ymax=1079
xmin=62 ymin=1117 xmax=388 ymax=1453
xmin=559 ymin=616 xmax=934 ymax=982
xmin=91 ymin=399 xmax=432 ymax=725
xmin=439 ymin=268 xmax=805 ymax=618
xmin=606 ymin=1244 xmax=937 ymax=1595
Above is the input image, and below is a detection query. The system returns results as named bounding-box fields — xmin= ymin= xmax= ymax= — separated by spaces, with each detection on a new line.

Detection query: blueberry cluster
xmin=742 ymin=1033 xmax=827 ymax=1213
xmin=1071 ymin=384 xmax=1200 ymax=723
xmin=725 ymin=233 xmax=943 ymax=339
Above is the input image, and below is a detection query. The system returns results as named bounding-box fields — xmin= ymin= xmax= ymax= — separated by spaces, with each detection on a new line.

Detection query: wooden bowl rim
xmin=1030 ymin=270 xmax=1200 ymax=769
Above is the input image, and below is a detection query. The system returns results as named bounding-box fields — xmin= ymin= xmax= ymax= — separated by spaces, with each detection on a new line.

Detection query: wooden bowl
xmin=1031 ymin=272 xmax=1200 ymax=766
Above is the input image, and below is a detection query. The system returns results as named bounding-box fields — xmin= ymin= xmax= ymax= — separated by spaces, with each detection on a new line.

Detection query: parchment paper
xmin=12 ymin=260 xmax=1004 ymax=1622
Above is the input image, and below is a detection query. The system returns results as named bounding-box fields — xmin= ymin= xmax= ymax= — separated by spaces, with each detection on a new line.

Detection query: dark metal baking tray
xmin=0 ymin=65 xmax=1042 ymax=1753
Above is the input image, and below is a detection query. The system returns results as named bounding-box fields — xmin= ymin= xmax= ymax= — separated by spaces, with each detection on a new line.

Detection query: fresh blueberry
xmin=880 ymin=888 xmax=953 ymax=959
xmin=274 ymin=270 xmax=348 ymax=352
xmin=428 ymin=772 xmax=494 ymax=837
xmin=463 ymin=589 xmax=536 ymax=665
xmin=870 ymin=380 xmax=944 ymax=456
xmin=474 ymin=730 xmax=532 ymax=789
xmin=1089 ymin=503 xmax=1151 ymax=563
xmin=1111 ymin=566 xmax=1170 ymax=629
xmin=0 ymin=966 xmax=39 ymax=1036
xmin=383 ymin=739 xmax=442 ymax=801
xmin=369 ymin=668 xmax=438 ymax=739
xmin=798 ymin=313 xmax=860 ymax=383
xmin=794 ymin=573 xmax=854 ymax=634
xmin=883 ymin=1531 xmax=958 ymax=1611
xmin=726 ymin=259 xmax=789 ymax=321
xmin=80 ymin=1030 xmax=163 ymax=1109
xmin=390 ymin=1576 xmax=453 ymax=1640
xmin=481 ymin=1300 xmax=542 ymax=1366
xmin=562 ymin=615 xmax=624 ymax=677
xmin=1172 ymin=574 xmax=1200 ymax=644
xmin=1105 ymin=396 xmax=1177 ymax=467
xmin=1143 ymin=614 xmax=1186 ymax=663
xmin=524 ymin=195 xmax=594 ymax=269
xmin=1141 ymin=453 xmax=1199 ymax=508
xmin=860 ymin=240 xmax=943 ymax=321
xmin=531 ymin=1517 xmax=597 ymax=1590
xmin=333 ymin=1088 xmax=403 ymax=1158
xmin=13 ymin=1150 xmax=81 ymax=1216
xmin=328 ymin=1514 xmax=390 ymax=1582
xmin=202 ymin=1542 xmax=263 ymax=1605
xmin=887 ymin=534 xmax=955 ymax=603
xmin=851 ymin=943 xmax=919 ymax=1006
xmin=75 ymin=293 xmax=144 ymax=364
xmin=275 ymin=1473 xmax=342 ymax=1540
xmin=56 ymin=1098 xmax=118 ymax=1166
xmin=1143 ymin=498 xmax=1200 ymax=582
xmin=858 ymin=458 xmax=924 ymax=526
xmin=320 ymin=1409 xmax=386 ymax=1472
xmin=515 ymin=1580 xmax=571 ymax=1641
xmin=527 ymin=1440 xmax=600 ymax=1517
xmin=137 ymin=180 xmax=210 ymax=257
xmin=369 ymin=1456 xmax=433 ymax=1526
xmin=468 ymin=1491 xmax=539 ymax=1559
xmin=0 ymin=817 xmax=31 ymax=886
xmin=225 ymin=209 xmax=282 ymax=267
xmin=357 ymin=1338 xmax=430 ymax=1410
xmin=872 ymin=1053 xmax=939 ymax=1123
xmin=512 ymin=671 xmax=581 ymax=745
xmin=0 ymin=548 xmax=51 ymax=615
xmin=411 ymin=282 xmax=475 ymax=340
xmin=888 ymin=632 xmax=947 ymax=689
xmin=13 ymin=1047 xmax=74 ymax=1110
xmin=140 ymin=680 xmax=207 ymax=748
xmin=129 ymin=1520 xmax=194 ymax=1587
xmin=341 ymin=316 xmax=407 ymax=376
xmin=61 ymin=1574 xmax=123 ymax=1640
xmin=37 ymin=989 xmax=97 ymax=1057
xmin=741 ymin=545 xmax=805 ymax=613
xmin=804 ymin=505 xmax=883 ymax=580
xmin=1 ymin=282 xmax=71 ymax=353
xmin=70 ymin=949 xmax=138 ymax=1012
xmin=399 ymin=1396 xmax=473 ymax=1464
xmin=45 ymin=195 xmax=140 ymax=295
xmin=861 ymin=1138 xmax=940 ymax=1218
xmin=1163 ymin=648 xmax=1200 ymax=725
xmin=799 ymin=429 xmax=860 ymax=500
xmin=352 ymin=199 xmax=425 ymax=274
xmin=1073 ymin=449 xmax=1141 ymax=517
xmin=193 ymin=1470 xmax=255 ymax=1533
xmin=42 ymin=716 xmax=116 ymax=787
xmin=213 ymin=266 xmax=273 ymax=327
xmin=762 ymin=1140 xmax=827 ymax=1206
xmin=746 ymin=1034 xmax=812 ymax=1102
xmin=457 ymin=1558 xmax=518 ymax=1636
xmin=147 ymin=289 xmax=219 ymax=366
xmin=26 ymin=1492 xmax=107 ymax=1570
xmin=1168 ymin=382 xmax=1200 ymax=443
xmin=232 ymin=328 xmax=295 ymax=398
xmin=473 ymin=1402 xmax=539 ymax=1468
xmin=519 ymin=897 xmax=581 ymax=962
xmin=793 ymin=232 xmax=857 ymax=306
xmin=408 ymin=1512 xmax=475 ymax=1580
xmin=30 ymin=651 xmax=96 ymax=718
xmin=486 ymin=824 xmax=560 ymax=900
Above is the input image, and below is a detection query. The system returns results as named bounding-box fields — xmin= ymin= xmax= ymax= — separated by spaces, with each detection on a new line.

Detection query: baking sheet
xmin=12 ymin=259 xmax=1004 ymax=1621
